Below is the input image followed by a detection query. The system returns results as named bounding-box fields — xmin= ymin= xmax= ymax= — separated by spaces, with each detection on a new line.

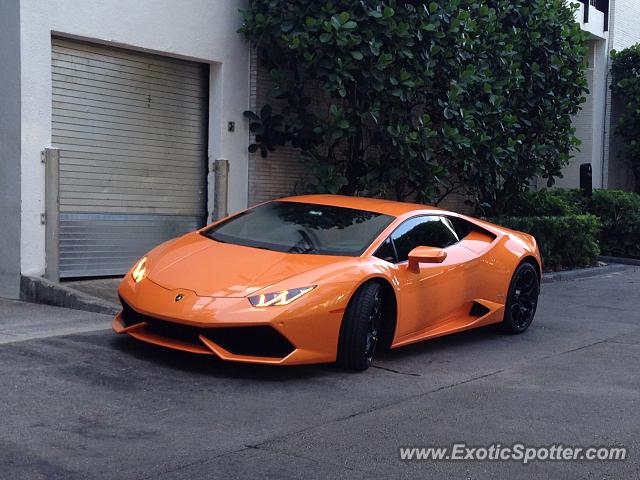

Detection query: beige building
xmin=557 ymin=0 xmax=639 ymax=191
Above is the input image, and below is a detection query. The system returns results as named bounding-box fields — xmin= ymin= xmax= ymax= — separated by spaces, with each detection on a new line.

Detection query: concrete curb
xmin=542 ymin=263 xmax=630 ymax=283
xmin=20 ymin=275 xmax=119 ymax=315
xmin=598 ymin=255 xmax=640 ymax=266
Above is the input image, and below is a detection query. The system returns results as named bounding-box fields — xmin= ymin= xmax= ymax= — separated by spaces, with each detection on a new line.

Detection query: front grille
xmin=120 ymin=296 xmax=295 ymax=358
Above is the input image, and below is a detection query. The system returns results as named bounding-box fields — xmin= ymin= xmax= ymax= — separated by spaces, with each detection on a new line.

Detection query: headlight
xmin=131 ymin=256 xmax=148 ymax=283
xmin=248 ymin=286 xmax=316 ymax=307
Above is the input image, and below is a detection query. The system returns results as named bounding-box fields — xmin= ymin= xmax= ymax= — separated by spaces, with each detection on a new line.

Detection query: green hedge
xmin=505 ymin=188 xmax=583 ymax=216
xmin=589 ymin=190 xmax=640 ymax=259
xmin=505 ymin=188 xmax=640 ymax=260
xmin=494 ymin=215 xmax=601 ymax=271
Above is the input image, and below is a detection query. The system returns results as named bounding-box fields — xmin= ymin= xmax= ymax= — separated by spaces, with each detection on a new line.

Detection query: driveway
xmin=1 ymin=268 xmax=639 ymax=479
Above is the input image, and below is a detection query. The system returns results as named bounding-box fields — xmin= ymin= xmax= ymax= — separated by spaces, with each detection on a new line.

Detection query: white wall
xmin=609 ymin=0 xmax=640 ymax=51
xmin=19 ymin=0 xmax=250 ymax=276
xmin=572 ymin=2 xmax=607 ymax=40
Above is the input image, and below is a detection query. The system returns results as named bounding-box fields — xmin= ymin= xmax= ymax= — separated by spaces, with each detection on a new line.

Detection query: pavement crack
xmin=251 ymin=367 xmax=508 ymax=453
xmin=370 ymin=364 xmax=421 ymax=376
xmin=251 ymin=334 xmax=640 ymax=454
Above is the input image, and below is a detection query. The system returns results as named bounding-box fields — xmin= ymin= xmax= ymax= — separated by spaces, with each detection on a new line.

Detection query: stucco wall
xmin=0 ymin=0 xmax=22 ymax=298
xmin=18 ymin=0 xmax=250 ymax=276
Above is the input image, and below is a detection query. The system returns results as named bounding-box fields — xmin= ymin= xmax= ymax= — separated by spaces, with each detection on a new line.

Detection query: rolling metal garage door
xmin=51 ymin=38 xmax=208 ymax=278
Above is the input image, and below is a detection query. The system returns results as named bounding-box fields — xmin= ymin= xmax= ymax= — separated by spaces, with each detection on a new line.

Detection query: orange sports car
xmin=113 ymin=195 xmax=541 ymax=371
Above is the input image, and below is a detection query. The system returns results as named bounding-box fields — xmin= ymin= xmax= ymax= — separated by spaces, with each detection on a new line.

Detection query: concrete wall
xmin=18 ymin=0 xmax=250 ymax=277
xmin=0 ymin=0 xmax=22 ymax=298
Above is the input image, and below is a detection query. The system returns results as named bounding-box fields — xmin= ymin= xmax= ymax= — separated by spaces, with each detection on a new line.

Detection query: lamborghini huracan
xmin=113 ymin=195 xmax=541 ymax=371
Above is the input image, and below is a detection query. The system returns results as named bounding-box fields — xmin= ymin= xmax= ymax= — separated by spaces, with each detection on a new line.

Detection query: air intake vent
xmin=469 ymin=301 xmax=491 ymax=317
xmin=120 ymin=297 xmax=295 ymax=358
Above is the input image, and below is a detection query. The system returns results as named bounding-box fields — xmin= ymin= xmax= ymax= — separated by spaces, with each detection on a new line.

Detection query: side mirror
xmin=408 ymin=246 xmax=447 ymax=272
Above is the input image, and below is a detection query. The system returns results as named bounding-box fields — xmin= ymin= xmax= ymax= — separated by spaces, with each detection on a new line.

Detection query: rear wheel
xmin=501 ymin=262 xmax=540 ymax=334
xmin=337 ymin=282 xmax=384 ymax=371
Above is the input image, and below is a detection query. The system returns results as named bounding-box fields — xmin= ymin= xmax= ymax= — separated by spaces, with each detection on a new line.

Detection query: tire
xmin=337 ymin=282 xmax=384 ymax=371
xmin=501 ymin=262 xmax=540 ymax=334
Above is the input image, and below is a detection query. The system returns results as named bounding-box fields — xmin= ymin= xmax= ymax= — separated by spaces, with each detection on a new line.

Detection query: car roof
xmin=278 ymin=194 xmax=446 ymax=217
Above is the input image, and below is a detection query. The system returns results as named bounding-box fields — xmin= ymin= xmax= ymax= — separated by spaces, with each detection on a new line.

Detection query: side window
xmin=447 ymin=216 xmax=473 ymax=239
xmin=391 ymin=216 xmax=460 ymax=262
xmin=374 ymin=237 xmax=396 ymax=263
xmin=440 ymin=217 xmax=459 ymax=239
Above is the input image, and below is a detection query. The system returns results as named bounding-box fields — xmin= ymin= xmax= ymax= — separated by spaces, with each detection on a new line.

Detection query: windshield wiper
xmin=288 ymin=230 xmax=318 ymax=254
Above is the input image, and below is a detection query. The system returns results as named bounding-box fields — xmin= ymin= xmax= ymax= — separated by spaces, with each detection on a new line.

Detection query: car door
xmin=378 ymin=215 xmax=478 ymax=339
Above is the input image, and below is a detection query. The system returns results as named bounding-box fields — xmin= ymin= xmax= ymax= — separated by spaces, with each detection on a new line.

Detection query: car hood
xmin=147 ymin=232 xmax=344 ymax=297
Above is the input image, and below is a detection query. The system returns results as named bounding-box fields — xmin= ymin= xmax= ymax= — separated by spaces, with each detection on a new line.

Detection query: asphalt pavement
xmin=1 ymin=267 xmax=639 ymax=479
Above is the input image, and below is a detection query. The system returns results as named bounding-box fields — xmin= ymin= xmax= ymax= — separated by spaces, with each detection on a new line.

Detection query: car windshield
xmin=202 ymin=201 xmax=395 ymax=256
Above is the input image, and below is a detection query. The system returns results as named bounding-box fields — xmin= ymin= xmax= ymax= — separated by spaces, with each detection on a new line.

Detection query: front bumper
xmin=113 ymin=275 xmax=349 ymax=365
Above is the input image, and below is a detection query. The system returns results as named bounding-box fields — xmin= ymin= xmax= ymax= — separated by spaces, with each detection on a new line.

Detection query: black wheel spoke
xmin=338 ymin=283 xmax=387 ymax=371
xmin=507 ymin=265 xmax=539 ymax=332
xmin=365 ymin=291 xmax=383 ymax=361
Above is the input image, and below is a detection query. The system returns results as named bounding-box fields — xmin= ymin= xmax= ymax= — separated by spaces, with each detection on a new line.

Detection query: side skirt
xmin=391 ymin=299 xmax=504 ymax=349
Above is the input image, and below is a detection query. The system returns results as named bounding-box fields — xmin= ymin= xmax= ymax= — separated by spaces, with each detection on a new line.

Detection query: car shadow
xmin=110 ymin=335 xmax=337 ymax=381
xmin=377 ymin=324 xmax=506 ymax=363
xmin=110 ymin=323 xmax=506 ymax=380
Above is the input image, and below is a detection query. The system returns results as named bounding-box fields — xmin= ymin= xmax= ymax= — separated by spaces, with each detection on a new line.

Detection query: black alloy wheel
xmin=337 ymin=282 xmax=385 ymax=371
xmin=501 ymin=262 xmax=540 ymax=334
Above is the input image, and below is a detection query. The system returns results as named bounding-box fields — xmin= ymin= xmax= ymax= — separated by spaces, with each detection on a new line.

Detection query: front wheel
xmin=501 ymin=262 xmax=540 ymax=334
xmin=337 ymin=282 xmax=384 ymax=371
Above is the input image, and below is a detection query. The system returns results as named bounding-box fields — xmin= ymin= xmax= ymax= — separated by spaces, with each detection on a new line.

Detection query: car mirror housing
xmin=407 ymin=246 xmax=447 ymax=272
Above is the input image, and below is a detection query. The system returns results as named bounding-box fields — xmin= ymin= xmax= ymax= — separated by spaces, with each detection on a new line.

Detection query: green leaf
xmin=343 ymin=21 xmax=357 ymax=30
xmin=239 ymin=0 xmax=590 ymax=212
xmin=369 ymin=40 xmax=381 ymax=56
xmin=319 ymin=32 xmax=332 ymax=43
